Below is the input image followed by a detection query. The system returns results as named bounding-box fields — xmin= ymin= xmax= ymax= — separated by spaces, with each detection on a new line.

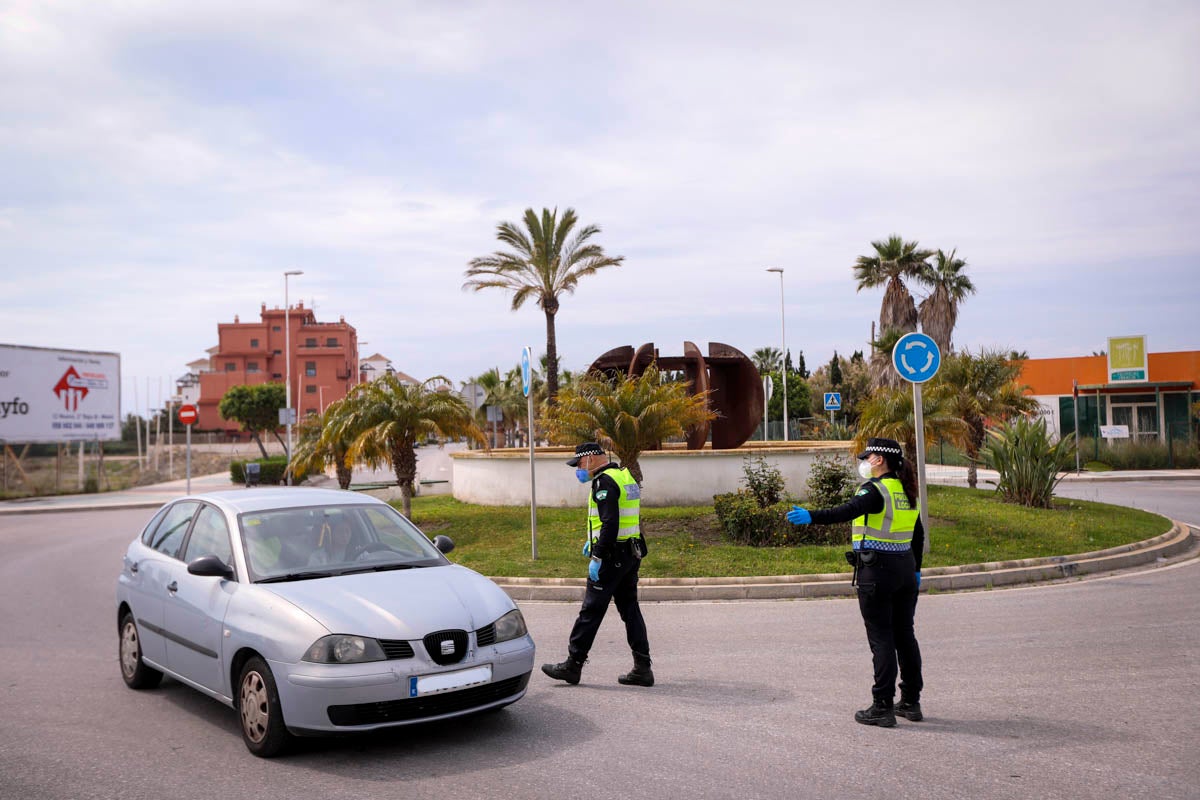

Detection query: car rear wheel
xmin=119 ymin=612 xmax=162 ymax=690
xmin=238 ymin=656 xmax=291 ymax=758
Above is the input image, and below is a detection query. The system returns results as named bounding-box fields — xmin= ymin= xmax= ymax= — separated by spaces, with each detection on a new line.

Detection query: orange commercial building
xmin=1019 ymin=349 xmax=1199 ymax=444
xmin=196 ymin=302 xmax=360 ymax=432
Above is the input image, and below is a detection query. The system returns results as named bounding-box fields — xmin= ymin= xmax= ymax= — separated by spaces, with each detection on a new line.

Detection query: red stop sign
xmin=178 ymin=404 xmax=198 ymax=426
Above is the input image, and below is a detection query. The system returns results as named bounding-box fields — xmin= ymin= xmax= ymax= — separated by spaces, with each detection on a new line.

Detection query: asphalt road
xmin=1 ymin=488 xmax=1198 ymax=799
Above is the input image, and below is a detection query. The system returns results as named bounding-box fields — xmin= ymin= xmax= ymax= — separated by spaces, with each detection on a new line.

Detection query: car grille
xmin=379 ymin=639 xmax=415 ymax=659
xmin=475 ymin=623 xmax=496 ymax=647
xmin=326 ymin=672 xmax=530 ymax=727
xmin=423 ymin=629 xmax=468 ymax=665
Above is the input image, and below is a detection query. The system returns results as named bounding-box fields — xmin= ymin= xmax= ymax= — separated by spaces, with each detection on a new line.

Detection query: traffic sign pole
xmin=521 ymin=347 xmax=537 ymax=560
xmin=177 ymin=404 xmax=198 ymax=494
xmin=186 ymin=423 xmax=192 ymax=495
xmin=892 ymin=333 xmax=941 ymax=555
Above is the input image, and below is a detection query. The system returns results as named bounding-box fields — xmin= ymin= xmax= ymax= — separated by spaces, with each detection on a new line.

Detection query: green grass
xmin=398 ymin=484 xmax=1170 ymax=578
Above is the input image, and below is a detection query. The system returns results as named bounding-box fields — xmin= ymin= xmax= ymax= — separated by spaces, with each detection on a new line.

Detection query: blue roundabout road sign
xmin=892 ymin=332 xmax=942 ymax=384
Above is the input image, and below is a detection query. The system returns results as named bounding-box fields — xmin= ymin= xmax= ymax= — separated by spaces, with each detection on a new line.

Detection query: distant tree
xmin=218 ymin=383 xmax=286 ymax=459
xmin=829 ymin=351 xmax=843 ymax=387
xmin=290 ymin=399 xmax=355 ymax=489
xmin=1008 ymin=350 xmax=1030 ymax=361
xmin=869 ymin=327 xmax=908 ymax=391
xmin=785 ymin=349 xmax=795 ymax=375
xmin=850 ymin=350 xmax=864 ymax=364
xmin=545 ymin=365 xmax=715 ymax=484
xmin=854 ymin=234 xmax=933 ymax=336
xmin=464 ymin=207 xmax=624 ymax=405
xmin=917 ymin=248 xmax=976 ymax=355
xmin=752 ymin=347 xmax=782 ymax=374
xmin=795 ymin=350 xmax=809 ymax=379
xmin=854 ymin=385 xmax=967 ymax=463
xmin=332 ymin=375 xmax=484 ymax=518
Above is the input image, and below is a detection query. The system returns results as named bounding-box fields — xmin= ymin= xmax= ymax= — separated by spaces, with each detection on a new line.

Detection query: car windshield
xmin=239 ymin=504 xmax=446 ymax=582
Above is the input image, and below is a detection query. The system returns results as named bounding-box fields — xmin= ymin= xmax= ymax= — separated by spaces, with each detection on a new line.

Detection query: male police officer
xmin=542 ymin=442 xmax=653 ymax=687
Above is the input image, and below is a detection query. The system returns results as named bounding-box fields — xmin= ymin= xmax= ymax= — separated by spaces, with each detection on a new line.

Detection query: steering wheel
xmin=347 ymin=541 xmax=394 ymax=561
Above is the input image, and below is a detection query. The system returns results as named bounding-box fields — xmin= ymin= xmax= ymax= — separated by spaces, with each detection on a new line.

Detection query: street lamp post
xmin=284 ymin=270 xmax=303 ymax=484
xmin=766 ymin=267 xmax=788 ymax=441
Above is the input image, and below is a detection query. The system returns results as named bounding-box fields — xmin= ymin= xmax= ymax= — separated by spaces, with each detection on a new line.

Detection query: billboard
xmin=0 ymin=344 xmax=122 ymax=443
xmin=1107 ymin=335 xmax=1148 ymax=383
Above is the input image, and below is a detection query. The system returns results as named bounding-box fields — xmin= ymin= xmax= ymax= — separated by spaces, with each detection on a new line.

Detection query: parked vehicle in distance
xmin=116 ymin=487 xmax=534 ymax=757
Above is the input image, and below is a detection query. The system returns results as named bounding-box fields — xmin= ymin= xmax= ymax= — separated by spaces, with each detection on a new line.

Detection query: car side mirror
xmin=188 ymin=554 xmax=234 ymax=579
xmin=433 ymin=535 xmax=455 ymax=555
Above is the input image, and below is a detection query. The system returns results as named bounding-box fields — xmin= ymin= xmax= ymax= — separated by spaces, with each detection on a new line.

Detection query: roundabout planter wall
xmin=451 ymin=442 xmax=853 ymax=507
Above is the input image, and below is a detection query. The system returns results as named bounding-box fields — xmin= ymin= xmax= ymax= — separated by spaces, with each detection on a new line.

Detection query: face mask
xmin=575 ymin=468 xmax=591 ymax=483
xmin=858 ymin=460 xmax=875 ymax=480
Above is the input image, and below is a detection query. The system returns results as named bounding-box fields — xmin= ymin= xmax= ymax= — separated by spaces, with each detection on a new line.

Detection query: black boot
xmin=895 ymin=699 xmax=923 ymax=721
xmin=854 ymin=701 xmax=896 ymax=727
xmin=617 ymin=653 xmax=654 ymax=687
xmin=541 ymin=656 xmax=584 ymax=685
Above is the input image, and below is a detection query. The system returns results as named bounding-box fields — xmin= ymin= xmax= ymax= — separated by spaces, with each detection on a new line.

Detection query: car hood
xmin=259 ymin=564 xmax=515 ymax=639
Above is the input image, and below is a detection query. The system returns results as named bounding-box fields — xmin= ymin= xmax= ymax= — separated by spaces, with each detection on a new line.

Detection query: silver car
xmin=115 ymin=487 xmax=535 ymax=757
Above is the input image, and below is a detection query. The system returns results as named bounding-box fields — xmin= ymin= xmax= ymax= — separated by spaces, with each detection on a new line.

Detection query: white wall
xmin=451 ymin=444 xmax=854 ymax=507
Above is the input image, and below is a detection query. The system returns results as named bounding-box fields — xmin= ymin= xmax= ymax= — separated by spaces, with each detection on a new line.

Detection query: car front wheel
xmin=119 ymin=612 xmax=162 ymax=690
xmin=238 ymin=656 xmax=291 ymax=758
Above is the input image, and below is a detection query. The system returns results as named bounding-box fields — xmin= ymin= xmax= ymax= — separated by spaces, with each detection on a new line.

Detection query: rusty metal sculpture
xmin=587 ymin=342 xmax=763 ymax=450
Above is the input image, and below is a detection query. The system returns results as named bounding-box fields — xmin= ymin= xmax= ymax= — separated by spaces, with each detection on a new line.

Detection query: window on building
xmin=247 ymin=361 xmax=259 ymax=373
xmin=272 ymin=325 xmax=281 ymax=332
xmin=271 ymin=373 xmax=282 ymax=379
xmin=225 ymin=363 xmax=236 ymax=372
xmin=305 ymin=337 xmax=318 ymax=348
xmin=326 ymin=337 xmax=338 ymax=347
xmin=273 ymin=349 xmax=282 ymax=356
xmin=250 ymin=338 xmax=259 ymax=348
xmin=305 ymin=408 xmax=317 ymax=416
xmin=305 ymin=361 xmax=317 ymax=377
xmin=305 ymin=385 xmax=317 ymax=394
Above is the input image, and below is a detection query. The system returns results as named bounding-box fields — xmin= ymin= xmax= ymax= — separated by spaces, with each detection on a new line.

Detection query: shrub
xmin=741 ymin=455 xmax=785 ymax=507
xmin=982 ymin=417 xmax=1075 ymax=508
xmin=83 ymin=477 xmax=99 ymax=494
xmin=230 ymin=457 xmax=290 ymax=486
xmin=801 ymin=453 xmax=854 ymax=545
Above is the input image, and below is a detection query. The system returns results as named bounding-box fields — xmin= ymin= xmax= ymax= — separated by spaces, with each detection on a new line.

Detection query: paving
xmin=2 ymin=463 xmax=1197 ymax=600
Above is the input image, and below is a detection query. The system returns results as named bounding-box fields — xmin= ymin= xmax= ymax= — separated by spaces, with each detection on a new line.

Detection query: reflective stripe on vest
xmin=587 ymin=467 xmax=642 ymax=543
xmin=851 ymin=477 xmax=917 ymax=550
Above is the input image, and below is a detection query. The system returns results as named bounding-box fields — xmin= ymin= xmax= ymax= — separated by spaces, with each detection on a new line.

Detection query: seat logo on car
xmin=440 ymin=639 xmax=455 ymax=656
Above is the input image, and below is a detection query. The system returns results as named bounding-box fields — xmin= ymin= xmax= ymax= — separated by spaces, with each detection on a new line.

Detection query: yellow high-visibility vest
xmin=586 ymin=467 xmax=642 ymax=546
xmin=851 ymin=477 xmax=917 ymax=550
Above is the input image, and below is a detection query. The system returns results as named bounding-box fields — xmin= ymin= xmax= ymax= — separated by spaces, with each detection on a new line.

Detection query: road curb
xmin=495 ymin=522 xmax=1195 ymax=602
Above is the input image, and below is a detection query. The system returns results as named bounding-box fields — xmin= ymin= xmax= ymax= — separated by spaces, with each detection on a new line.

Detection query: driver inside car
xmin=308 ymin=517 xmax=359 ymax=566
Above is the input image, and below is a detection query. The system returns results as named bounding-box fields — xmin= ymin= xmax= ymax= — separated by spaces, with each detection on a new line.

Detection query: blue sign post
xmin=521 ymin=347 xmax=537 ymax=559
xmin=892 ymin=332 xmax=941 ymax=554
xmin=823 ymin=392 xmax=841 ymax=425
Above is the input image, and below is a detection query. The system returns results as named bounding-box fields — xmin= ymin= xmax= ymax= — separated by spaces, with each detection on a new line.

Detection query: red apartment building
xmin=197 ymin=302 xmax=360 ymax=432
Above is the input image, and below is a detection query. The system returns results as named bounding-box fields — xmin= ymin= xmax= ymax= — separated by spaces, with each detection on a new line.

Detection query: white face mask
xmin=858 ymin=460 xmax=875 ymax=480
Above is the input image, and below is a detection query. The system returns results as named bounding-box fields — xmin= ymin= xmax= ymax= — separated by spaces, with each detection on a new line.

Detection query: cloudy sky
xmin=2 ymin=0 xmax=1197 ymax=415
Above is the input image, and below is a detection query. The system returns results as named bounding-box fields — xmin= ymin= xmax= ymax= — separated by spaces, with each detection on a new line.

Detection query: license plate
xmin=409 ymin=664 xmax=492 ymax=698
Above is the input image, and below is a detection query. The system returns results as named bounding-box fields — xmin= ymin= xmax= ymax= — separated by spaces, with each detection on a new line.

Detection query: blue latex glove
xmin=915 ymin=571 xmax=922 ymax=588
xmin=582 ymin=540 xmax=592 ymax=557
xmin=786 ymin=506 xmax=812 ymax=525
xmin=588 ymin=556 xmax=601 ymax=582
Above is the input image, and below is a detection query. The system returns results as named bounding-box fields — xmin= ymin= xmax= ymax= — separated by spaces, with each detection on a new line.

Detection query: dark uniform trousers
xmin=568 ymin=541 xmax=650 ymax=661
xmin=856 ymin=549 xmax=923 ymax=705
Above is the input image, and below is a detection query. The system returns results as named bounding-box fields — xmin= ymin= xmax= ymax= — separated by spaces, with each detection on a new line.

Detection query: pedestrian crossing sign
xmin=824 ymin=392 xmax=841 ymax=410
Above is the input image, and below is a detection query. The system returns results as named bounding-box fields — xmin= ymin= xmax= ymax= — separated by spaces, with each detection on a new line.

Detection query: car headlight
xmin=302 ymin=635 xmax=387 ymax=664
xmin=492 ymin=609 xmax=527 ymax=644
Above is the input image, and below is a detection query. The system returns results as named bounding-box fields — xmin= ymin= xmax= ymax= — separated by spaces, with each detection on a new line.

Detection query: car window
xmin=239 ymin=504 xmax=445 ymax=581
xmin=140 ymin=506 xmax=170 ymax=545
xmin=151 ymin=501 xmax=200 ymax=559
xmin=183 ymin=505 xmax=234 ymax=568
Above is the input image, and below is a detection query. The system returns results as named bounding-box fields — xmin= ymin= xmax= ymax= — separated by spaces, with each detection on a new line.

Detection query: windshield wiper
xmin=257 ymin=570 xmax=338 ymax=583
xmin=338 ymin=563 xmax=425 ymax=575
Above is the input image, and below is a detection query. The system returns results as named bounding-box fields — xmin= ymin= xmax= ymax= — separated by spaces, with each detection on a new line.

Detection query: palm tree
xmin=929 ymin=349 xmax=1040 ymax=488
xmin=854 ymin=385 xmax=968 ymax=464
xmin=868 ymin=326 xmax=908 ymax=390
xmin=289 ymin=400 xmax=355 ymax=489
xmin=917 ymin=249 xmax=976 ymax=355
xmin=464 ymin=207 xmax=624 ymax=405
xmin=331 ymin=374 xmax=484 ymax=518
xmin=545 ymin=365 xmax=715 ymax=484
xmin=854 ymin=235 xmax=933 ymax=335
xmin=752 ymin=347 xmax=782 ymax=374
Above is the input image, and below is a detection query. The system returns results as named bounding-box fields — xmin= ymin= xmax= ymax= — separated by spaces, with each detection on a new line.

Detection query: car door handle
xmin=166 ymin=581 xmax=178 ymax=593
xmin=129 ymin=562 xmax=138 ymax=574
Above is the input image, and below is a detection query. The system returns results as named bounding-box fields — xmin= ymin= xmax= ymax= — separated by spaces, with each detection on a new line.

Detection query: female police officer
xmin=785 ymin=437 xmax=924 ymax=727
